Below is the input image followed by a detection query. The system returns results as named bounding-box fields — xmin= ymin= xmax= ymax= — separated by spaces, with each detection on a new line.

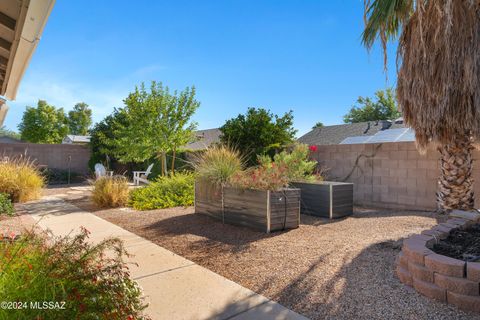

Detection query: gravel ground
xmin=46 ymin=185 xmax=479 ymax=320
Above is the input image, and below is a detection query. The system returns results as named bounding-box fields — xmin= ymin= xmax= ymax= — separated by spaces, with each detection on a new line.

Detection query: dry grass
xmin=0 ymin=157 xmax=44 ymax=203
xmin=91 ymin=176 xmax=129 ymax=208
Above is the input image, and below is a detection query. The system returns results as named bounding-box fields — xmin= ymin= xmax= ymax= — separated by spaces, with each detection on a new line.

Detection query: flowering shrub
xmin=0 ymin=228 xmax=149 ymax=319
xmin=309 ymin=145 xmax=318 ymax=152
xmin=258 ymin=144 xmax=319 ymax=183
xmin=230 ymin=163 xmax=290 ymax=191
xmin=129 ymin=172 xmax=194 ymax=210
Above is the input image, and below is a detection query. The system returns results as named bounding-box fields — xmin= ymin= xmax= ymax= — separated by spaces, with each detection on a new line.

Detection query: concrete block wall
xmin=0 ymin=143 xmax=91 ymax=175
xmin=310 ymin=142 xmax=480 ymax=211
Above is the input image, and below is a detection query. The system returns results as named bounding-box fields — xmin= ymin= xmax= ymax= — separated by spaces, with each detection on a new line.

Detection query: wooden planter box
xmin=194 ymin=180 xmax=300 ymax=232
xmin=291 ymin=181 xmax=353 ymax=219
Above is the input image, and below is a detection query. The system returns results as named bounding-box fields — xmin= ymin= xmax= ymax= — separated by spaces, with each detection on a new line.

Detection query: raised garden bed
xmin=396 ymin=211 xmax=480 ymax=313
xmin=291 ymin=181 xmax=353 ymax=218
xmin=194 ymin=180 xmax=300 ymax=233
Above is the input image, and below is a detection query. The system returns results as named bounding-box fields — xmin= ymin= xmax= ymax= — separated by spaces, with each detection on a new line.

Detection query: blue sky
xmin=5 ymin=0 xmax=397 ymax=137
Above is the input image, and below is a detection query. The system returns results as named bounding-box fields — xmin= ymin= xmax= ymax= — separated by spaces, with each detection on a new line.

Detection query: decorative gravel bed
xmin=48 ymin=185 xmax=479 ymax=319
xmin=433 ymin=224 xmax=480 ymax=262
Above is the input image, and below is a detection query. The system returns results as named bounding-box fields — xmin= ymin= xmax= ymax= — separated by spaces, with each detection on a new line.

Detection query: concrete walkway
xmin=22 ymin=196 xmax=308 ymax=320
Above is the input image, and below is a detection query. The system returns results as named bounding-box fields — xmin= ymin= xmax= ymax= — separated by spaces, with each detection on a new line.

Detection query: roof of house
xmin=64 ymin=135 xmax=91 ymax=143
xmin=185 ymin=128 xmax=222 ymax=151
xmin=0 ymin=136 xmax=23 ymax=143
xmin=297 ymin=120 xmax=407 ymax=145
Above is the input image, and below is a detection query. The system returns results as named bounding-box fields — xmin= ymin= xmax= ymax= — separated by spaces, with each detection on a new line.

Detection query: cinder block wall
xmin=310 ymin=142 xmax=480 ymax=211
xmin=0 ymin=143 xmax=91 ymax=175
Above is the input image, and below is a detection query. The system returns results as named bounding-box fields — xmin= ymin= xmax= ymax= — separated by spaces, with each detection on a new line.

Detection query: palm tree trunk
xmin=437 ymin=135 xmax=474 ymax=212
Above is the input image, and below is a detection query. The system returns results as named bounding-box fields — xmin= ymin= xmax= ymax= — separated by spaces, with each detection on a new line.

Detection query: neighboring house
xmin=0 ymin=136 xmax=24 ymax=143
xmin=298 ymin=119 xmax=408 ymax=145
xmin=185 ymin=128 xmax=221 ymax=151
xmin=62 ymin=135 xmax=91 ymax=145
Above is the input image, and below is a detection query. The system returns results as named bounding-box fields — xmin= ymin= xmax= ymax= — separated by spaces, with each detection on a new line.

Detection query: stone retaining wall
xmin=396 ymin=211 xmax=480 ymax=312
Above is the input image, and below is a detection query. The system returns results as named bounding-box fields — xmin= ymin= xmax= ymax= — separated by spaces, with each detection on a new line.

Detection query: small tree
xmin=109 ymin=81 xmax=199 ymax=175
xmin=220 ymin=107 xmax=296 ymax=166
xmin=313 ymin=122 xmax=324 ymax=129
xmin=18 ymin=100 xmax=69 ymax=143
xmin=68 ymin=102 xmax=92 ymax=135
xmin=343 ymin=88 xmax=401 ymax=123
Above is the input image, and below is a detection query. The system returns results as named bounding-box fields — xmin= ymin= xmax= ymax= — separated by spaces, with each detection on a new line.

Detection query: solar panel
xmin=368 ymin=128 xmax=410 ymax=143
xmin=396 ymin=128 xmax=415 ymax=142
xmin=339 ymin=128 xmax=416 ymax=145
xmin=339 ymin=135 xmax=373 ymax=144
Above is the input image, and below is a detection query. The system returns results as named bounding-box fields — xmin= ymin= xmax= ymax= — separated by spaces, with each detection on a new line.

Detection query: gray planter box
xmin=195 ymin=180 xmax=300 ymax=232
xmin=292 ymin=181 xmax=353 ymax=219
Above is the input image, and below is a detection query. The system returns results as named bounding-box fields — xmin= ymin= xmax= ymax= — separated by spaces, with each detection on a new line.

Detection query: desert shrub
xmin=129 ymin=172 xmax=194 ymax=210
xmin=91 ymin=175 xmax=129 ymax=208
xmin=0 ymin=193 xmax=13 ymax=216
xmin=258 ymin=143 xmax=320 ymax=182
xmin=0 ymin=158 xmax=44 ymax=203
xmin=192 ymin=146 xmax=243 ymax=185
xmin=0 ymin=229 xmax=148 ymax=319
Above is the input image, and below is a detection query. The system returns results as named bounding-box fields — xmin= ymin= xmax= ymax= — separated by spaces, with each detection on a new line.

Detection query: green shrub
xmin=192 ymin=146 xmax=243 ymax=185
xmin=0 ymin=229 xmax=148 ymax=319
xmin=0 ymin=193 xmax=13 ymax=216
xmin=0 ymin=158 xmax=44 ymax=203
xmin=129 ymin=172 xmax=194 ymax=210
xmin=91 ymin=175 xmax=129 ymax=208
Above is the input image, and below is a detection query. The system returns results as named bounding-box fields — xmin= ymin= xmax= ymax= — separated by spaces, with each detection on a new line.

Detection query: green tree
xmin=220 ymin=107 xmax=296 ymax=166
xmin=68 ymin=102 xmax=92 ymax=135
xmin=89 ymin=108 xmax=129 ymax=169
xmin=343 ymin=88 xmax=401 ymax=123
xmin=0 ymin=126 xmax=20 ymax=139
xmin=313 ymin=122 xmax=324 ymax=129
xmin=18 ymin=100 xmax=69 ymax=144
xmin=362 ymin=1 xmax=479 ymax=211
xmin=109 ymin=81 xmax=199 ymax=175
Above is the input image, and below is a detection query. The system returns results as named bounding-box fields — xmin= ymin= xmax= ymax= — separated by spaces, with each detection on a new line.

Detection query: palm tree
xmin=362 ymin=0 xmax=479 ymax=212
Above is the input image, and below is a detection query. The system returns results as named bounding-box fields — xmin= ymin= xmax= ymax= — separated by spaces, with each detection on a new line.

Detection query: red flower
xmin=309 ymin=145 xmax=318 ymax=152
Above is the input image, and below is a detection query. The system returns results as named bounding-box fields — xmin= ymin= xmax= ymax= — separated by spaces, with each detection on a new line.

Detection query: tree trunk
xmin=437 ymin=135 xmax=474 ymax=212
xmin=171 ymin=147 xmax=176 ymax=175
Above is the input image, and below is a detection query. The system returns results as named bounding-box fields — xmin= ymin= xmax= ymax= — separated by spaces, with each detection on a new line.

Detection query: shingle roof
xmin=297 ymin=120 xmax=406 ymax=145
xmin=185 ymin=128 xmax=222 ymax=151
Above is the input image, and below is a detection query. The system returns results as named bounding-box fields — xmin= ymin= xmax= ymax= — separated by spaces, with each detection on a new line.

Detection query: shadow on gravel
xmin=264 ymin=238 xmax=477 ymax=320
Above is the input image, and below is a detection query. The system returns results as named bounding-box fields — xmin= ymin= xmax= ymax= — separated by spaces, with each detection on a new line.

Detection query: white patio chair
xmin=133 ymin=163 xmax=154 ymax=185
xmin=94 ymin=163 xmax=113 ymax=179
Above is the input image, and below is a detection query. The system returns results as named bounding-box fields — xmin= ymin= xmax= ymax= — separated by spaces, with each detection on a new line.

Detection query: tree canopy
xmin=343 ymin=88 xmax=400 ymax=123
xmin=313 ymin=122 xmax=324 ymax=129
xmin=0 ymin=126 xmax=20 ymax=140
xmin=68 ymin=102 xmax=92 ymax=135
xmin=220 ymin=107 xmax=296 ymax=166
xmin=18 ymin=100 xmax=69 ymax=144
xmin=106 ymin=81 xmax=199 ymax=175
